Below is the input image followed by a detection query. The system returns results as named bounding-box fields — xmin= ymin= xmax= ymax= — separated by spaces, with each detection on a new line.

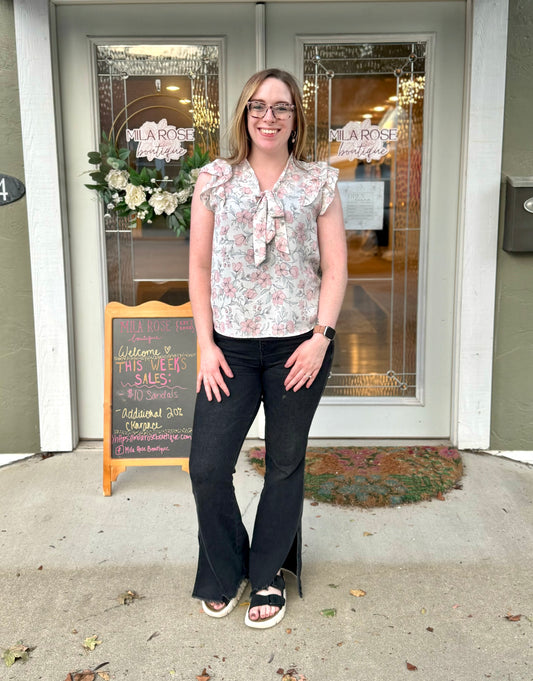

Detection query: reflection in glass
xmin=303 ymin=42 xmax=426 ymax=398
xmin=96 ymin=44 xmax=220 ymax=306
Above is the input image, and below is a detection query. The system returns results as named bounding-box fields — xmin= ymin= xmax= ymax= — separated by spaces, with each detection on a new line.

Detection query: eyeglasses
xmin=246 ymin=100 xmax=295 ymax=120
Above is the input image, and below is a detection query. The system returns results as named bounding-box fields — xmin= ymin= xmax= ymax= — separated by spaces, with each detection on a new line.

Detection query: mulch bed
xmin=247 ymin=446 xmax=463 ymax=507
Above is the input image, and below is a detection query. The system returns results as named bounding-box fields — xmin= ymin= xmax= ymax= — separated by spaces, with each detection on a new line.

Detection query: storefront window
xmin=303 ymin=41 xmax=426 ymax=398
xmin=95 ymin=40 xmax=427 ymax=401
xmin=95 ymin=43 xmax=220 ymax=305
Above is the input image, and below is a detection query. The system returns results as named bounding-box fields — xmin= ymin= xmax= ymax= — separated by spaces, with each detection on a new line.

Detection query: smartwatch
xmin=313 ymin=324 xmax=336 ymax=341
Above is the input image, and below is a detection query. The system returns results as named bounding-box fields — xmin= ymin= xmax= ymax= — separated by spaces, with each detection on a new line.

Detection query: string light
xmin=302 ymin=79 xmax=314 ymax=113
xmin=192 ymin=89 xmax=219 ymax=134
xmin=399 ymin=76 xmax=425 ymax=106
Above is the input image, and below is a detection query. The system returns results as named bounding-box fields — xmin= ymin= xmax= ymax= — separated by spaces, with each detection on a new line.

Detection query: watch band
xmin=313 ymin=324 xmax=336 ymax=340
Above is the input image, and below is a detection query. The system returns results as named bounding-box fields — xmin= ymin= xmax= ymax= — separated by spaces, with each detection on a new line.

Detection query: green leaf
xmin=128 ymin=169 xmax=142 ymax=185
xmin=320 ymin=608 xmax=337 ymax=618
xmin=83 ymin=634 xmax=102 ymax=651
xmin=167 ymin=212 xmax=188 ymax=237
xmin=89 ymin=171 xmax=107 ymax=184
xmin=118 ymin=148 xmax=130 ymax=161
xmin=2 ymin=642 xmax=31 ymax=667
xmin=2 ymin=651 xmax=15 ymax=667
xmin=184 ymin=144 xmax=210 ymax=170
xmin=87 ymin=151 xmax=102 ymax=165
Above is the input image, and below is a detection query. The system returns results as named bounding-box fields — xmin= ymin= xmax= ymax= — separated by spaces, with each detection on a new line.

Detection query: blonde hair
xmin=227 ymin=69 xmax=307 ymax=165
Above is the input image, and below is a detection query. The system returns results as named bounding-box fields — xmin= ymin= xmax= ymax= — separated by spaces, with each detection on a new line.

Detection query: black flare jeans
xmin=189 ymin=330 xmax=333 ymax=603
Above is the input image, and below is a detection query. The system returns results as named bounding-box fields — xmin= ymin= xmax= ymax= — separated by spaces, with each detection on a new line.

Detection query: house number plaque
xmin=0 ymin=173 xmax=26 ymax=206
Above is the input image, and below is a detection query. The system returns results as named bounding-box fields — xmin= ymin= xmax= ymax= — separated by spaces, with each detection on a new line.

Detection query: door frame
xmin=13 ymin=0 xmax=508 ymax=451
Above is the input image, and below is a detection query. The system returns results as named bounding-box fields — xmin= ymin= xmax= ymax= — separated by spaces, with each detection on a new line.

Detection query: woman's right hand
xmin=197 ymin=342 xmax=234 ymax=402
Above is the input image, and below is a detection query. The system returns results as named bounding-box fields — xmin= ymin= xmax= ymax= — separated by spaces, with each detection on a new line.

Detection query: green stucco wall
xmin=0 ymin=0 xmax=40 ymax=453
xmin=491 ymin=0 xmax=533 ymax=449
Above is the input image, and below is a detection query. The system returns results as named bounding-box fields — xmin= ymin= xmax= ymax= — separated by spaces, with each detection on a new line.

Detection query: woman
xmin=188 ymin=68 xmax=347 ymax=629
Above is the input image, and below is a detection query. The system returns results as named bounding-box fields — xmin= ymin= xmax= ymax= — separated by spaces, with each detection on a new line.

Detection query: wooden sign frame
xmin=103 ymin=300 xmax=198 ymax=496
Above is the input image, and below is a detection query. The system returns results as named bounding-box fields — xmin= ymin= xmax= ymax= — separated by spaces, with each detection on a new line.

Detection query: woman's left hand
xmin=284 ymin=334 xmax=330 ymax=391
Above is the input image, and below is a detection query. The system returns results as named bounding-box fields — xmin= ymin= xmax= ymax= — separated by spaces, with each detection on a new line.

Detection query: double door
xmin=56 ymin=1 xmax=465 ymax=439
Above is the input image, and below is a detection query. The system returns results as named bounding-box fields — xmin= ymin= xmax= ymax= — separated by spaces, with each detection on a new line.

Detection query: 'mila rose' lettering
xmin=125 ymin=119 xmax=195 ymax=163
xmin=329 ymin=119 xmax=398 ymax=162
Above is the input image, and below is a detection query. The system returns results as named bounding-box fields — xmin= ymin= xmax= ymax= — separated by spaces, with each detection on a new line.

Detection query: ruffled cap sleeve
xmin=319 ymin=165 xmax=340 ymax=215
xmin=198 ymin=159 xmax=233 ymax=212
xmin=297 ymin=161 xmax=339 ymax=215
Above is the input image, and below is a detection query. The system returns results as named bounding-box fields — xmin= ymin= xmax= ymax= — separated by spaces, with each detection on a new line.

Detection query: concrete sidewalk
xmin=0 ymin=443 xmax=532 ymax=681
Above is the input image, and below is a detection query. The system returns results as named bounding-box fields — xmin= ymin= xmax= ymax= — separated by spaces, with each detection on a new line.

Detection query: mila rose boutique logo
xmin=126 ymin=119 xmax=195 ymax=162
xmin=329 ymin=119 xmax=398 ymax=163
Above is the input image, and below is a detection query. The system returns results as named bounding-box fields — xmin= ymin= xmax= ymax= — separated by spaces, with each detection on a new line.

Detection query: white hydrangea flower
xmin=124 ymin=183 xmax=146 ymax=210
xmin=105 ymin=169 xmax=129 ymax=190
xmin=148 ymin=190 xmax=179 ymax=215
xmin=176 ymin=187 xmax=193 ymax=203
xmin=190 ymin=168 xmax=201 ymax=180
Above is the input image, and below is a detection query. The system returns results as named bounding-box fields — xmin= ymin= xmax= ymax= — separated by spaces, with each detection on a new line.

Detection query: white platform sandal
xmin=201 ymin=578 xmax=248 ymax=618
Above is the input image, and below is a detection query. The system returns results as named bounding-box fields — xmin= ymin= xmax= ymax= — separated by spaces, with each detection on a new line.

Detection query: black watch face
xmin=325 ymin=326 xmax=336 ymax=340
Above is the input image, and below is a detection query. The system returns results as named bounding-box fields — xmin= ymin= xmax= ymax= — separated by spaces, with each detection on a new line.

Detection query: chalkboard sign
xmin=103 ymin=301 xmax=198 ymax=495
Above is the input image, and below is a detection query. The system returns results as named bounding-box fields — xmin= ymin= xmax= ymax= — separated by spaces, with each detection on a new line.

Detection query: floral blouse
xmin=199 ymin=155 xmax=339 ymax=338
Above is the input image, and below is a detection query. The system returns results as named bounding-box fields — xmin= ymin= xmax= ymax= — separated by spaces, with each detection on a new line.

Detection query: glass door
xmin=267 ymin=1 xmax=465 ymax=438
xmin=56 ymin=2 xmax=256 ymax=437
